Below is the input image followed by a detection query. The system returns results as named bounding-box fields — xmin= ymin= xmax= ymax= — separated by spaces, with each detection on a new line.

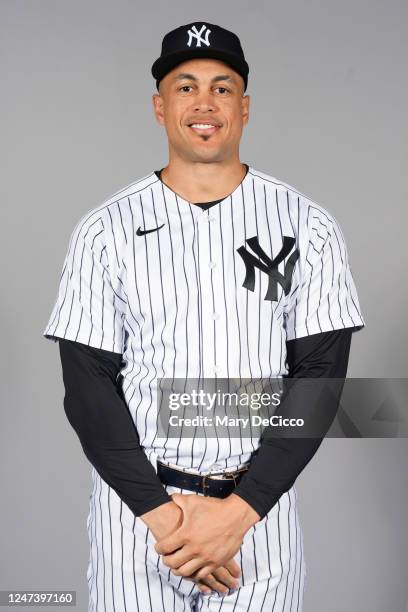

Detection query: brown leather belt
xmin=156 ymin=461 xmax=250 ymax=498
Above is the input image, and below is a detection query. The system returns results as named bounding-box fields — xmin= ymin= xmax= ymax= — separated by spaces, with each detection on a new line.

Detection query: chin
xmin=191 ymin=151 xmax=224 ymax=163
xmin=192 ymin=142 xmax=224 ymax=156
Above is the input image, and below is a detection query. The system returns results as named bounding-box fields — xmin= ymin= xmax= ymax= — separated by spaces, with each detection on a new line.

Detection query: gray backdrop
xmin=1 ymin=0 xmax=407 ymax=610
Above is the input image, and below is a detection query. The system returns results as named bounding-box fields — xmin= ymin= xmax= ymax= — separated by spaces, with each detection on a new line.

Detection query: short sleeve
xmin=284 ymin=205 xmax=366 ymax=341
xmin=42 ymin=210 xmax=127 ymax=353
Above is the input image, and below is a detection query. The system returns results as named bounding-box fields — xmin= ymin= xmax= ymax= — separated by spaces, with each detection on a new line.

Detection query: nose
xmin=192 ymin=90 xmax=218 ymax=112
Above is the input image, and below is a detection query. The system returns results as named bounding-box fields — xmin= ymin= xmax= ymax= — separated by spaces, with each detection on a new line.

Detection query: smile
xmin=188 ymin=123 xmax=221 ymax=135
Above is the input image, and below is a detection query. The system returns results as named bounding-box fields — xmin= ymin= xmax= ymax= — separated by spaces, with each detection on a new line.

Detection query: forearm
xmin=232 ymin=437 xmax=324 ymax=519
xmin=233 ymin=329 xmax=353 ymax=519
xmin=58 ymin=339 xmax=171 ymax=517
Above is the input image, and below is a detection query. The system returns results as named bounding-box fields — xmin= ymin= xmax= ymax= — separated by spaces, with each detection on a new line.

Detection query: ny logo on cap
xmin=187 ymin=24 xmax=211 ymax=48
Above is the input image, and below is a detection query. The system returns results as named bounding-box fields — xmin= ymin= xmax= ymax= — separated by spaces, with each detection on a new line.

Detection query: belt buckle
xmin=201 ymin=474 xmax=211 ymax=496
xmin=223 ymin=470 xmax=240 ymax=485
xmin=224 ymin=466 xmax=248 ymax=484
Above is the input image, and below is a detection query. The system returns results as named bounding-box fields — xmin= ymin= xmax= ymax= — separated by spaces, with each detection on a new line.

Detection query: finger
xmin=225 ymin=558 xmax=242 ymax=578
xmin=173 ymin=558 xmax=212 ymax=578
xmin=212 ymin=566 xmax=239 ymax=590
xmin=196 ymin=583 xmax=212 ymax=595
xmin=162 ymin=548 xmax=196 ymax=570
xmin=200 ymin=573 xmax=230 ymax=595
xmin=155 ymin=531 xmax=185 ymax=555
xmin=194 ymin=565 xmax=216 ymax=581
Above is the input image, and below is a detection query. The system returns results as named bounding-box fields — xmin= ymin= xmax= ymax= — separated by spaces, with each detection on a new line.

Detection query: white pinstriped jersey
xmin=43 ymin=165 xmax=365 ymax=474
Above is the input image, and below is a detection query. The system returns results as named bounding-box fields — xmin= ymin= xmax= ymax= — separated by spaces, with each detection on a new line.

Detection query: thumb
xmin=154 ymin=527 xmax=184 ymax=555
xmin=171 ymin=492 xmax=186 ymax=507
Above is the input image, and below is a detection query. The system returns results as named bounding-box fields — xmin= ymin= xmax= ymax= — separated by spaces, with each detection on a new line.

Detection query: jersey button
xmin=212 ymin=312 xmax=220 ymax=320
xmin=208 ymin=261 xmax=217 ymax=268
xmin=212 ymin=365 xmax=220 ymax=374
xmin=207 ymin=215 xmax=216 ymax=222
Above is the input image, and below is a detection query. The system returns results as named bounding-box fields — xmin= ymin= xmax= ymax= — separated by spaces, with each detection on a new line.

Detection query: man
xmin=43 ymin=21 xmax=365 ymax=611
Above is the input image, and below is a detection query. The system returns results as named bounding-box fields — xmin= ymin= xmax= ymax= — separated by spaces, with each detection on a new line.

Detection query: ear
xmin=152 ymin=92 xmax=165 ymax=126
xmin=241 ymin=94 xmax=250 ymax=126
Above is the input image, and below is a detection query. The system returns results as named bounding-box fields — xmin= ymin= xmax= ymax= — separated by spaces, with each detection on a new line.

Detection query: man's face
xmin=152 ymin=58 xmax=250 ymax=163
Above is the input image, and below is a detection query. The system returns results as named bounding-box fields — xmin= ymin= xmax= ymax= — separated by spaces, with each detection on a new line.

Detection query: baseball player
xmin=43 ymin=21 xmax=366 ymax=611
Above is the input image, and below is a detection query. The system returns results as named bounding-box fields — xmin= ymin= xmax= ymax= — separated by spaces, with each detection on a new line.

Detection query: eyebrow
xmin=173 ymin=73 xmax=235 ymax=84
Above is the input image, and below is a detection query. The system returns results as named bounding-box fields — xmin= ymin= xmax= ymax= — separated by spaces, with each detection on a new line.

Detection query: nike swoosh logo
xmin=136 ymin=223 xmax=165 ymax=236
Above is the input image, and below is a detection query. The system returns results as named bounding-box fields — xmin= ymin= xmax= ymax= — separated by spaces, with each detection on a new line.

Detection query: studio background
xmin=1 ymin=1 xmax=407 ymax=610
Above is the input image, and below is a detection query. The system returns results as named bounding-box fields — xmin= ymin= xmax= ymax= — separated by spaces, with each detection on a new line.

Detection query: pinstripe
xmin=218 ymin=203 xmax=232 ymax=467
xmin=280 ymin=488 xmax=292 ymax=611
xmin=275 ymin=188 xmax=286 ymax=374
xmin=195 ymin=219 xmax=209 ymax=472
xmin=126 ymin=200 xmax=151 ymax=425
xmin=174 ymin=194 xmax=191 ymax=463
xmin=107 ymin=487 xmax=116 ymax=612
xmin=118 ymin=502 xmax=127 ymax=612
xmin=288 ymin=489 xmax=299 ymax=611
xmin=331 ymin=220 xmax=360 ymax=325
xmin=188 ymin=204 xmax=204 ymax=382
xmin=131 ymin=515 xmax=140 ymax=612
xmin=252 ymin=177 xmax=264 ymax=384
xmin=149 ymin=188 xmax=172 ymax=456
xmin=185 ymin=205 xmax=203 ymax=468
xmin=143 ymin=528 xmax=153 ymax=612
xmin=292 ymin=197 xmax=301 ymax=335
xmin=229 ymin=194 xmax=244 ymax=462
xmin=106 ymin=207 xmax=120 ymax=268
xmin=293 ymin=488 xmax=302 ymax=612
xmin=138 ymin=191 xmax=159 ymax=445
xmin=98 ymin=472 xmax=106 ymax=611
xmin=241 ymin=182 xmax=253 ymax=383
xmin=240 ymin=181 xmax=257 ymax=452
xmin=207 ymin=214 xmax=221 ymax=464
xmin=95 ymin=472 xmax=100 ymax=611
xmin=117 ymin=201 xmax=128 ymax=244
xmin=263 ymin=184 xmax=276 ymax=382
xmin=295 ymin=488 xmax=305 ymax=611
xmin=259 ymin=514 xmax=273 ymax=612
xmin=252 ymin=525 xmax=259 ymax=582
xmin=161 ymin=184 xmax=182 ymax=461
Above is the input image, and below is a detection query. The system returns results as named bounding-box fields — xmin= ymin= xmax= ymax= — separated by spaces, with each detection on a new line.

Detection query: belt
xmin=156 ymin=461 xmax=250 ymax=498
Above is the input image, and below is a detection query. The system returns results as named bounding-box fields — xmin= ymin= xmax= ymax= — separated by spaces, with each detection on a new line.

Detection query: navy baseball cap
xmin=151 ymin=21 xmax=249 ymax=92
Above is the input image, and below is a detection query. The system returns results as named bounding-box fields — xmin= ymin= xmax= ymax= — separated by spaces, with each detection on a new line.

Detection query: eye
xmin=178 ymin=85 xmax=193 ymax=93
xmin=215 ymin=86 xmax=230 ymax=94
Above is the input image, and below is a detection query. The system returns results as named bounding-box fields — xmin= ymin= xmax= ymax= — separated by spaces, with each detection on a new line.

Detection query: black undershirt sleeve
xmin=58 ymin=339 xmax=172 ymax=517
xmin=232 ymin=328 xmax=353 ymax=519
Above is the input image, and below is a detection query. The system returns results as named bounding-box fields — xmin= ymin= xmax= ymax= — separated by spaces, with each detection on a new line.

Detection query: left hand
xmin=154 ymin=492 xmax=260 ymax=580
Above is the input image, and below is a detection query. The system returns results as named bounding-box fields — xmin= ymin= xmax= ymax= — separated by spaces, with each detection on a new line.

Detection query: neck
xmin=160 ymin=157 xmax=247 ymax=202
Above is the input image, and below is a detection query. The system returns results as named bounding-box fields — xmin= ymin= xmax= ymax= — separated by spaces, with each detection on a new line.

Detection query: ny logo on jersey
xmin=237 ymin=235 xmax=300 ymax=302
xmin=187 ymin=24 xmax=211 ymax=48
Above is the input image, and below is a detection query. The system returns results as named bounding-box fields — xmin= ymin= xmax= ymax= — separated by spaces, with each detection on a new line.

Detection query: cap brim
xmin=151 ymin=48 xmax=248 ymax=90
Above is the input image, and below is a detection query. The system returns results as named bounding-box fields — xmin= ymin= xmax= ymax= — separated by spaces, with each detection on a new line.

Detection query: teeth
xmin=190 ymin=124 xmax=217 ymax=129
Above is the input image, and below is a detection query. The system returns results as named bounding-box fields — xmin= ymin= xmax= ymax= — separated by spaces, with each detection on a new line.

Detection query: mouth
xmin=187 ymin=122 xmax=222 ymax=136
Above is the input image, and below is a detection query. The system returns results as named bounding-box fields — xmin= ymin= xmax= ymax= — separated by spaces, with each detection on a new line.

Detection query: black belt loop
xmin=202 ymin=474 xmax=211 ymax=497
xmin=156 ymin=461 xmax=250 ymax=498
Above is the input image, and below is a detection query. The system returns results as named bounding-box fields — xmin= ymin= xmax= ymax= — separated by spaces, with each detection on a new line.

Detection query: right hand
xmin=141 ymin=500 xmax=241 ymax=594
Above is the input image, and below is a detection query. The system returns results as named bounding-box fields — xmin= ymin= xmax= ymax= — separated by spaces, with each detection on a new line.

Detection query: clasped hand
xmin=154 ymin=493 xmax=259 ymax=593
